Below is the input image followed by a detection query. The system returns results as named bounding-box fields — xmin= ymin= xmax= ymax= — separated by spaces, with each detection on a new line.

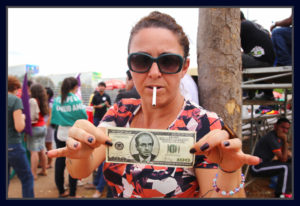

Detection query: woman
xmin=50 ymin=77 xmax=88 ymax=198
xmin=44 ymin=87 xmax=54 ymax=168
xmin=8 ymin=75 xmax=34 ymax=198
xmin=27 ymin=83 xmax=49 ymax=180
xmin=48 ymin=11 xmax=260 ymax=198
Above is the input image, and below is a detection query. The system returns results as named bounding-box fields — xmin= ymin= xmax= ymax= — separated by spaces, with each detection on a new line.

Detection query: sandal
xmin=59 ymin=191 xmax=69 ymax=198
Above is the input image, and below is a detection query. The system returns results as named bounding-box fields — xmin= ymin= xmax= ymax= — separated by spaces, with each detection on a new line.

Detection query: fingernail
xmin=105 ymin=140 xmax=113 ymax=146
xmin=88 ymin=137 xmax=94 ymax=143
xmin=74 ymin=142 xmax=78 ymax=148
xmin=200 ymin=143 xmax=209 ymax=151
xmin=45 ymin=151 xmax=48 ymax=155
xmin=260 ymin=158 xmax=263 ymax=163
xmin=189 ymin=148 xmax=196 ymax=154
xmin=224 ymin=141 xmax=230 ymax=147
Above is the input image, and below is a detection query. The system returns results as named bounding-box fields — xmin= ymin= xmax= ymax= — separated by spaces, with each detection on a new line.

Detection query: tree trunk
xmin=197 ymin=8 xmax=242 ymax=136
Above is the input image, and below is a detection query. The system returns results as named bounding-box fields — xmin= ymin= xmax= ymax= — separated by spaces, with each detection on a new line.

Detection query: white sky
xmin=8 ymin=7 xmax=292 ymax=79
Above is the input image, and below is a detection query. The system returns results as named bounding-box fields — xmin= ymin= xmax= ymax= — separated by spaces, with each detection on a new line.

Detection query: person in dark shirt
xmin=240 ymin=11 xmax=276 ymax=100
xmin=250 ymin=118 xmax=292 ymax=198
xmin=115 ymin=70 xmax=140 ymax=103
xmin=90 ymin=81 xmax=111 ymax=198
xmin=91 ymin=81 xmax=111 ymax=127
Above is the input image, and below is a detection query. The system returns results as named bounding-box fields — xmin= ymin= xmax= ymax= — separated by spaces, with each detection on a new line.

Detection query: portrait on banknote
xmin=106 ymin=127 xmax=196 ymax=167
xmin=130 ymin=132 xmax=159 ymax=163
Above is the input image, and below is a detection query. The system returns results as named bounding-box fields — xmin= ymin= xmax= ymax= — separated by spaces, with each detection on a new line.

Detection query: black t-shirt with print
xmin=241 ymin=20 xmax=275 ymax=65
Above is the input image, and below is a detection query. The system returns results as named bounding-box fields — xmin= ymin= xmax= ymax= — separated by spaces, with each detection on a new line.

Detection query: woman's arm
xmin=196 ymin=168 xmax=245 ymax=198
xmin=13 ymin=109 xmax=25 ymax=132
xmin=191 ymin=129 xmax=260 ymax=198
xmin=47 ymin=120 xmax=112 ymax=179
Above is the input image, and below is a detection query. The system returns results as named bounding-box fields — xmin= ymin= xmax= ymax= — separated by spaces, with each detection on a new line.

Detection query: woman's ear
xmin=181 ymin=58 xmax=190 ymax=78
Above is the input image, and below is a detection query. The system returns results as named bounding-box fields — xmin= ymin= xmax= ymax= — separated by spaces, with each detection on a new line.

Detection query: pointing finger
xmin=47 ymin=147 xmax=69 ymax=158
xmin=241 ymin=154 xmax=261 ymax=166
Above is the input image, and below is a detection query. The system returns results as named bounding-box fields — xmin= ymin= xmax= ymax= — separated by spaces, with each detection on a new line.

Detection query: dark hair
xmin=27 ymin=80 xmax=33 ymax=88
xmin=45 ymin=87 xmax=54 ymax=102
xmin=128 ymin=11 xmax=190 ymax=59
xmin=240 ymin=11 xmax=246 ymax=21
xmin=276 ymin=117 xmax=291 ymax=125
xmin=8 ymin=75 xmax=21 ymax=92
xmin=126 ymin=70 xmax=132 ymax=80
xmin=61 ymin=77 xmax=78 ymax=104
xmin=98 ymin=81 xmax=106 ymax=87
xmin=30 ymin=83 xmax=49 ymax=116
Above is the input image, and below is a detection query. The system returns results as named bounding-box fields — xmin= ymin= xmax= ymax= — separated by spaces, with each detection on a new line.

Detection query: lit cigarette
xmin=152 ymin=86 xmax=157 ymax=107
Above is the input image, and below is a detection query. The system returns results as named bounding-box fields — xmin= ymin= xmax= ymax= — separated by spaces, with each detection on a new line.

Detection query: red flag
xmin=21 ymin=73 xmax=32 ymax=136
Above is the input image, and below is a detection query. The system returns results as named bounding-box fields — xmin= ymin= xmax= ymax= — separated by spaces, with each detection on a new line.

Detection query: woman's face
xmin=129 ymin=27 xmax=189 ymax=107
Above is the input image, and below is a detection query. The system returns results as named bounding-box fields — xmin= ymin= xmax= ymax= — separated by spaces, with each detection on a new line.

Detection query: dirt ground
xmin=7 ymin=158 xmax=110 ymax=199
xmin=7 ymin=157 xmax=275 ymax=199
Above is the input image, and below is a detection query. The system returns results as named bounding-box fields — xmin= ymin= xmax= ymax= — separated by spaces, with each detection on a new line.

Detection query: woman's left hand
xmin=190 ymin=129 xmax=261 ymax=172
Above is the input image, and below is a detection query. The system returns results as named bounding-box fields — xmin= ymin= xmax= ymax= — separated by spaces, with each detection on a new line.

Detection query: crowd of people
xmin=240 ymin=11 xmax=292 ymax=101
xmin=8 ymin=10 xmax=292 ymax=199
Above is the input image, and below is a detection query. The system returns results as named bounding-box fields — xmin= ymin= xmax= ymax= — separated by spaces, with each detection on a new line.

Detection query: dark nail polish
xmin=189 ymin=148 xmax=196 ymax=154
xmin=74 ymin=142 xmax=78 ymax=148
xmin=87 ymin=137 xmax=94 ymax=143
xmin=105 ymin=140 xmax=113 ymax=146
xmin=224 ymin=141 xmax=230 ymax=147
xmin=45 ymin=151 xmax=48 ymax=155
xmin=200 ymin=143 xmax=209 ymax=151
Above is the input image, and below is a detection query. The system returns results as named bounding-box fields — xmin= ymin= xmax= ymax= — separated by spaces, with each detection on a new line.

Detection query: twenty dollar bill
xmin=106 ymin=127 xmax=196 ymax=167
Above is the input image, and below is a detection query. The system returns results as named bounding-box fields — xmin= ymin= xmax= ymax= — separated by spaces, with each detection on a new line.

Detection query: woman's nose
xmin=148 ymin=62 xmax=162 ymax=79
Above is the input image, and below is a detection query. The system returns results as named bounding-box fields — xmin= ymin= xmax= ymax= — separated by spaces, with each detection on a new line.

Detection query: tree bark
xmin=197 ymin=8 xmax=242 ymax=136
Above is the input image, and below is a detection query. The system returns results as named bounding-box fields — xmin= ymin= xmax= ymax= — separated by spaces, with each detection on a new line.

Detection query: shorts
xmin=45 ymin=126 xmax=54 ymax=143
xmin=27 ymin=126 xmax=46 ymax=151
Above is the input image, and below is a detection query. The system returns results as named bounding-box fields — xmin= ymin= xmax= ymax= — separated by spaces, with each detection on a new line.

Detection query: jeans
xmin=93 ymin=117 xmax=102 ymax=127
xmin=8 ymin=143 xmax=34 ymax=198
xmin=93 ymin=162 xmax=107 ymax=193
xmin=272 ymin=27 xmax=292 ymax=66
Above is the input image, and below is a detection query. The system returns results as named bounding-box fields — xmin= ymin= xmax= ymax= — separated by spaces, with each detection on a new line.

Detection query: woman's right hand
xmin=47 ymin=119 xmax=112 ymax=160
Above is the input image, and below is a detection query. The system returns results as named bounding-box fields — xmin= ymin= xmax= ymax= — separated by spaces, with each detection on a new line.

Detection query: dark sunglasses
xmin=127 ymin=52 xmax=185 ymax=74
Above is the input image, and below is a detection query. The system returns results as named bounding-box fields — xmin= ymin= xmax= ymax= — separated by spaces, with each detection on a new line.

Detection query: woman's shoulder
xmin=184 ymin=100 xmax=220 ymax=120
xmin=29 ymin=97 xmax=38 ymax=104
xmin=8 ymin=94 xmax=22 ymax=107
xmin=101 ymin=98 xmax=141 ymax=127
xmin=114 ymin=98 xmax=141 ymax=114
xmin=178 ymin=100 xmax=223 ymax=132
